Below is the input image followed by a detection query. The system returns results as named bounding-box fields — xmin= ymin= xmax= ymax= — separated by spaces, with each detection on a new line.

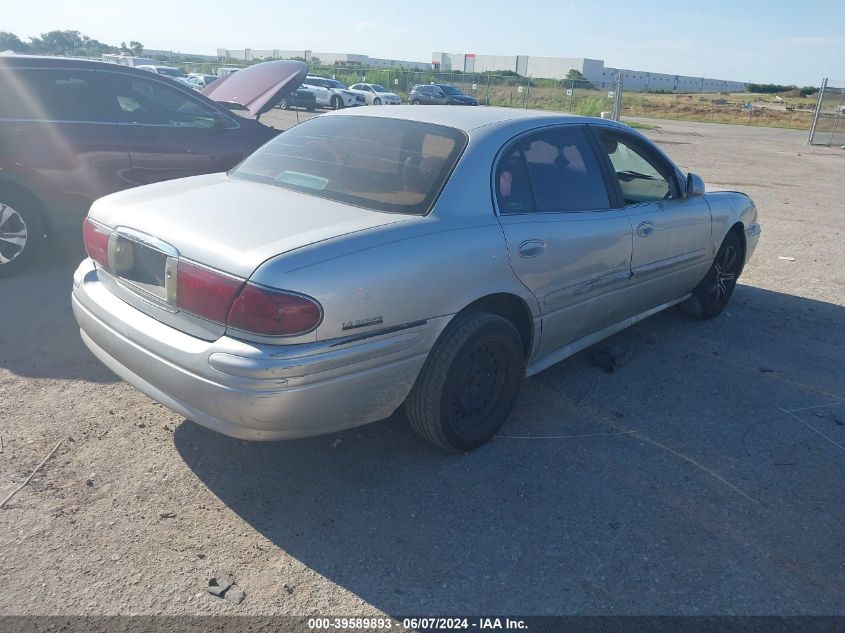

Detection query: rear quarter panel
xmin=250 ymin=215 xmax=540 ymax=347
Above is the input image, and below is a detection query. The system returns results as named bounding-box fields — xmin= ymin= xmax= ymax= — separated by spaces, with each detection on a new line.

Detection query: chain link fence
xmin=182 ymin=61 xmax=624 ymax=118
xmin=808 ymin=78 xmax=845 ymax=146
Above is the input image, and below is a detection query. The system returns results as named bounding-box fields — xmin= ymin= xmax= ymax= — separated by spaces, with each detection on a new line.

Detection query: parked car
xmin=409 ymin=83 xmax=478 ymax=106
xmin=185 ymin=73 xmax=219 ymax=90
xmin=0 ymin=56 xmax=307 ymax=276
xmin=302 ymin=76 xmax=365 ymax=109
xmin=72 ymin=106 xmax=761 ymax=451
xmin=278 ymin=86 xmax=317 ymax=111
xmin=136 ymin=64 xmax=187 ymax=79
xmin=348 ymin=83 xmax=401 ymax=105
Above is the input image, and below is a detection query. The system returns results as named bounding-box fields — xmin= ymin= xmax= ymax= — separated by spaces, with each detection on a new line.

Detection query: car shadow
xmin=0 ymin=243 xmax=118 ymax=383
xmin=174 ymin=285 xmax=845 ymax=615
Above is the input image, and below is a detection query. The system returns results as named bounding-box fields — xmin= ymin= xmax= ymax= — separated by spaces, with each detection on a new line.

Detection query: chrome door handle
xmin=517 ymin=240 xmax=546 ymax=258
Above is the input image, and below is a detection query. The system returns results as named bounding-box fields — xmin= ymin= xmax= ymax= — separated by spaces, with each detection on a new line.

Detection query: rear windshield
xmin=231 ymin=116 xmax=467 ymax=215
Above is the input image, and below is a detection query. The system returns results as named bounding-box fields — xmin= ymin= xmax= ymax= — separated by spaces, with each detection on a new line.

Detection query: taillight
xmin=82 ymin=218 xmax=110 ymax=269
xmin=176 ymin=260 xmax=244 ymax=324
xmin=227 ymin=283 xmax=322 ymax=336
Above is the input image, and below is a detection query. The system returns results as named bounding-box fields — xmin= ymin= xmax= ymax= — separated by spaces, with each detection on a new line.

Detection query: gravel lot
xmin=1 ymin=109 xmax=844 ymax=616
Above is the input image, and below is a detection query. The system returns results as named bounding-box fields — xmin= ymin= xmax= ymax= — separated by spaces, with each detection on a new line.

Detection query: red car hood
xmin=201 ymin=60 xmax=307 ymax=119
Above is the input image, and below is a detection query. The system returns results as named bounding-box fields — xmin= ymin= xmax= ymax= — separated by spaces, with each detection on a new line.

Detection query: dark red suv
xmin=0 ymin=56 xmax=306 ymax=276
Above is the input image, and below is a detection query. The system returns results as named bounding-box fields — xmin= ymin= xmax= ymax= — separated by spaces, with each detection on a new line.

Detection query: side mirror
xmin=686 ymin=172 xmax=705 ymax=196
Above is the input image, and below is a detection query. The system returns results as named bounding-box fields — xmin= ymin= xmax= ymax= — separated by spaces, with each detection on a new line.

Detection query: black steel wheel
xmin=405 ymin=311 xmax=524 ymax=452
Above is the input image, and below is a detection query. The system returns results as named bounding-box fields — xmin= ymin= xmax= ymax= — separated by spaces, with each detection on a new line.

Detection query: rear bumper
xmin=72 ymin=259 xmax=438 ymax=440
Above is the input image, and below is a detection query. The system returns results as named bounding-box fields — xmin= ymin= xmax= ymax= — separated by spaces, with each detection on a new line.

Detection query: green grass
xmin=622 ymin=120 xmax=657 ymax=130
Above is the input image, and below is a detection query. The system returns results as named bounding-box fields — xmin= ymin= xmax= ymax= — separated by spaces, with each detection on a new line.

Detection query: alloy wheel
xmin=710 ymin=243 xmax=738 ymax=306
xmin=0 ymin=203 xmax=28 ymax=265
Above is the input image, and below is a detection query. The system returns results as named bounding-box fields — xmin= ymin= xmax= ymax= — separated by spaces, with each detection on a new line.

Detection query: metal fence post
xmin=808 ymin=78 xmax=827 ymax=145
xmin=830 ymin=86 xmax=845 ymax=145
xmin=613 ymin=75 xmax=623 ymax=121
xmin=486 ymin=74 xmax=491 ymax=106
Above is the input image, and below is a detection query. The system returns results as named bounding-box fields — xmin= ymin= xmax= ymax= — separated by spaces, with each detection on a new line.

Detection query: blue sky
xmin=3 ymin=0 xmax=843 ymax=85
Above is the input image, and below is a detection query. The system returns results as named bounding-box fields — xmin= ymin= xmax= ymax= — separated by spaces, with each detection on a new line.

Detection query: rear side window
xmin=99 ymin=74 xmax=228 ymax=128
xmin=521 ymin=127 xmax=610 ymax=212
xmin=496 ymin=126 xmax=610 ymax=214
xmin=0 ymin=68 xmax=114 ymax=122
xmin=232 ymin=116 xmax=467 ymax=214
xmin=496 ymin=145 xmax=535 ymax=214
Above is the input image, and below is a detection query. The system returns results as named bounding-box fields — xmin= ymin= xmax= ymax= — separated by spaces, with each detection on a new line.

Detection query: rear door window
xmin=498 ymin=126 xmax=610 ymax=213
xmin=495 ymin=145 xmax=535 ymax=214
xmin=0 ymin=68 xmax=116 ymax=122
xmin=100 ymin=74 xmax=229 ymax=128
xmin=232 ymin=116 xmax=467 ymax=214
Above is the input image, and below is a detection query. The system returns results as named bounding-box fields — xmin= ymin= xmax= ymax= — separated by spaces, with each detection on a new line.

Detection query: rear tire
xmin=405 ymin=311 xmax=524 ymax=452
xmin=0 ymin=189 xmax=44 ymax=278
xmin=279 ymin=98 xmax=290 ymax=110
xmin=410 ymin=99 xmax=419 ymax=105
xmin=373 ymin=97 xmax=382 ymax=105
xmin=679 ymin=230 xmax=743 ymax=320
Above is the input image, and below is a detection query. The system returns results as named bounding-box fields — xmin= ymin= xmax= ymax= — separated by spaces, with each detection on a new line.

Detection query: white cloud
xmin=789 ymin=36 xmax=845 ymax=46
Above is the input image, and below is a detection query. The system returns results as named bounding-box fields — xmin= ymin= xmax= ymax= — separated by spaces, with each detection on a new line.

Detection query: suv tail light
xmin=176 ymin=260 xmax=244 ymax=324
xmin=82 ymin=218 xmax=111 ymax=269
xmin=227 ymin=283 xmax=323 ymax=336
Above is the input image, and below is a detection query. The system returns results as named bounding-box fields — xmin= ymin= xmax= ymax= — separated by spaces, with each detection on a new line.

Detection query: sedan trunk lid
xmin=87 ymin=172 xmax=416 ymax=279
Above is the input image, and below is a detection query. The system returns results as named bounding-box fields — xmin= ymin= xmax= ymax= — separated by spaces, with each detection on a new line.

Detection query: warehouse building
xmin=215 ymin=46 xmax=747 ymax=92
xmin=432 ymin=52 xmax=747 ymax=92
xmin=216 ymin=48 xmax=430 ymax=70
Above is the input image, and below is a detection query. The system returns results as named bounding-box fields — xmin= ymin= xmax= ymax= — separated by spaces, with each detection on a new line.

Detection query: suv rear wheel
xmin=0 ymin=189 xmax=44 ymax=278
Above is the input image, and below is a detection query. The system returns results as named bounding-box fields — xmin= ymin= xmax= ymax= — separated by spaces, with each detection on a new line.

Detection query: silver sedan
xmin=72 ymin=106 xmax=761 ymax=451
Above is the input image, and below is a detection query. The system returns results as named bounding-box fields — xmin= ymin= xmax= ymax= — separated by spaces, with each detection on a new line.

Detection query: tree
xmin=129 ymin=40 xmax=144 ymax=56
xmin=29 ymin=30 xmax=84 ymax=55
xmin=564 ymin=68 xmax=593 ymax=89
xmin=0 ymin=31 xmax=29 ymax=52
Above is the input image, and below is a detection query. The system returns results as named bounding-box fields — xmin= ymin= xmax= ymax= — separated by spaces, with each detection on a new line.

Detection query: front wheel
xmin=679 ymin=230 xmax=743 ymax=319
xmin=410 ymin=99 xmax=419 ymax=105
xmin=0 ymin=191 xmax=44 ymax=278
xmin=279 ymin=98 xmax=290 ymax=110
xmin=405 ymin=311 xmax=525 ymax=452
xmin=331 ymin=96 xmax=343 ymax=110
xmin=373 ymin=97 xmax=381 ymax=105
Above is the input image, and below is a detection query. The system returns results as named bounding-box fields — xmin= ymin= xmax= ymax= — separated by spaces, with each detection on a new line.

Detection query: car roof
xmin=322 ymin=104 xmax=617 ymax=133
xmin=0 ymin=54 xmax=132 ymax=70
